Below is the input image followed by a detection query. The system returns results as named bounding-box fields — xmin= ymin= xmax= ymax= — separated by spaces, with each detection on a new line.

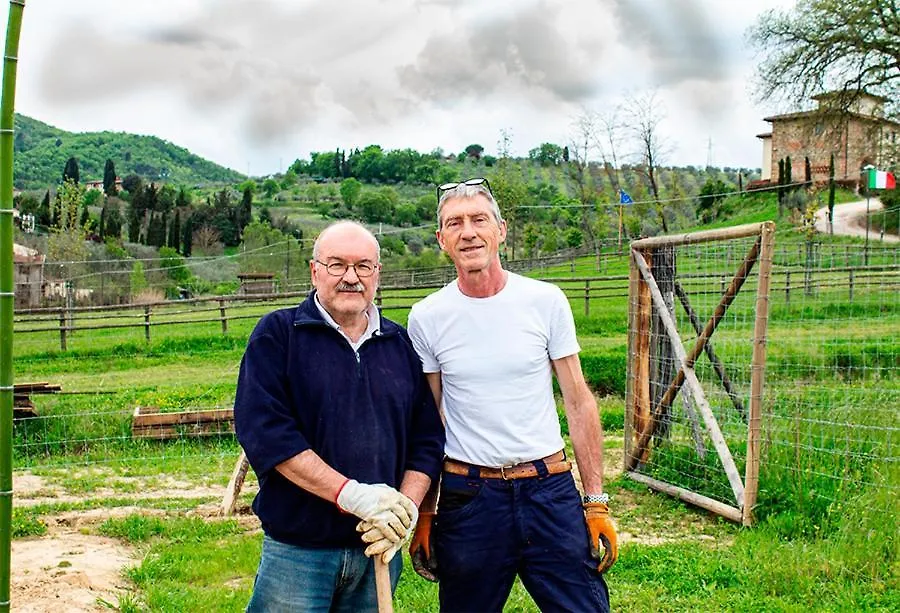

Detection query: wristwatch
xmin=583 ymin=493 xmax=610 ymax=504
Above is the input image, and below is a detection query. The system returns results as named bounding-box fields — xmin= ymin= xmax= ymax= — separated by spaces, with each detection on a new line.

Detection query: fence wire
xmin=627 ymin=234 xmax=898 ymax=528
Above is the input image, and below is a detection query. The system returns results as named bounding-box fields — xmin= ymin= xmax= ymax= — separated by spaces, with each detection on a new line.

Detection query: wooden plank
xmin=674 ymin=282 xmax=746 ymax=421
xmin=132 ymin=421 xmax=235 ymax=440
xmin=132 ymin=408 xmax=234 ymax=427
xmin=629 ymin=250 xmax=746 ymax=507
xmin=630 ymin=222 xmax=768 ymax=249
xmin=744 ymin=221 xmax=775 ymax=526
xmin=634 ymin=251 xmax=652 ymax=464
xmin=626 ymin=471 xmax=743 ymax=523
xmin=221 ymin=451 xmax=250 ymax=516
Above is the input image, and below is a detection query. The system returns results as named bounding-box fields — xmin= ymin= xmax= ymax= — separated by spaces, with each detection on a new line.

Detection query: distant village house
xmin=756 ymin=92 xmax=899 ymax=190
xmin=14 ymin=243 xmax=44 ymax=308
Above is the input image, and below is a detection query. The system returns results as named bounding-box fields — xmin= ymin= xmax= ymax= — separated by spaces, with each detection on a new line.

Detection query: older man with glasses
xmin=406 ymin=179 xmax=617 ymax=612
xmin=235 ymin=220 xmax=445 ymax=612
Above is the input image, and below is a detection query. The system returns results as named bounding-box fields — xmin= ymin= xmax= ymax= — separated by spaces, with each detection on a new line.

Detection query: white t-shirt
xmin=407 ymin=272 xmax=580 ymax=467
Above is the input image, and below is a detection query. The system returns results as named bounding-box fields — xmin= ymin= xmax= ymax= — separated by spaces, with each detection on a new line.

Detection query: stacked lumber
xmin=13 ymin=382 xmax=62 ymax=419
xmin=131 ymin=406 xmax=235 ymax=440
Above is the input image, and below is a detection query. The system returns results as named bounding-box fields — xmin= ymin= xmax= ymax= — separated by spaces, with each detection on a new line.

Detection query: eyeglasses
xmin=314 ymin=260 xmax=377 ymax=277
xmin=436 ymin=177 xmax=492 ymax=201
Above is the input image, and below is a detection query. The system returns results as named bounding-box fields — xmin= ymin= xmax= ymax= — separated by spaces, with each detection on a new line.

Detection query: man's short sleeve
xmin=547 ymin=286 xmax=581 ymax=360
xmin=407 ymin=309 xmax=441 ymax=373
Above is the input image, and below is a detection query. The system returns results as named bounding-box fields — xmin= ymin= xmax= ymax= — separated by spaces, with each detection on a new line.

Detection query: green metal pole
xmin=0 ymin=2 xmax=24 ymax=611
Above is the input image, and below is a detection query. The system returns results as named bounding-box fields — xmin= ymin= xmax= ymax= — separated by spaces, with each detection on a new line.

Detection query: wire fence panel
xmin=625 ymin=225 xmax=898 ymax=529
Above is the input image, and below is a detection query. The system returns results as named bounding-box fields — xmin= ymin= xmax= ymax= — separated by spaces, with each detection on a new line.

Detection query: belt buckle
xmin=499 ymin=463 xmax=516 ymax=480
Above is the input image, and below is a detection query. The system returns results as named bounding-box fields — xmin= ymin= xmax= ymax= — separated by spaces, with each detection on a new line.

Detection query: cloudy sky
xmin=14 ymin=0 xmax=797 ymax=177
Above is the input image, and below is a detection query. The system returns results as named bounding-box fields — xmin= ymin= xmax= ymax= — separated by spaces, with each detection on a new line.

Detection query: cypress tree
xmin=98 ymin=206 xmax=106 ymax=237
xmin=169 ymin=210 xmax=181 ymax=251
xmin=63 ymin=156 xmax=80 ymax=184
xmin=182 ymin=215 xmax=193 ymax=257
xmin=103 ymin=159 xmax=117 ymax=196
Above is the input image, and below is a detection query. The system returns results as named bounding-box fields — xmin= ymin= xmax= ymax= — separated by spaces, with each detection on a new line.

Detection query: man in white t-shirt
xmin=406 ymin=178 xmax=617 ymax=612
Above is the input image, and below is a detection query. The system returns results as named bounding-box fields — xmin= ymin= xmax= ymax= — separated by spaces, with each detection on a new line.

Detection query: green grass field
xmin=10 ymin=218 xmax=899 ymax=611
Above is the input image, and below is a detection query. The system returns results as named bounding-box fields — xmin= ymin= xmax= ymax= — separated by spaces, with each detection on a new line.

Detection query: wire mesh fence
xmin=625 ymin=225 xmax=898 ymax=530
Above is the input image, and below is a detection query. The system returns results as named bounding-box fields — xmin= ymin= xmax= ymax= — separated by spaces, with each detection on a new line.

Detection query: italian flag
xmin=867 ymin=169 xmax=896 ymax=190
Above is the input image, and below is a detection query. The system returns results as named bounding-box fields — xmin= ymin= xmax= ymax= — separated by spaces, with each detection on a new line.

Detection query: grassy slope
xmin=13 ymin=113 xmax=244 ymax=189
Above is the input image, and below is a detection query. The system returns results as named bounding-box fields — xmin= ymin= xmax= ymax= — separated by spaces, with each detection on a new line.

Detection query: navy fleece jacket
xmin=234 ymin=292 xmax=445 ymax=548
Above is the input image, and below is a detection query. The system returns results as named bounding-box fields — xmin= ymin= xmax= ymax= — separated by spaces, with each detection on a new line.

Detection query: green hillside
xmin=12 ymin=114 xmax=245 ymax=189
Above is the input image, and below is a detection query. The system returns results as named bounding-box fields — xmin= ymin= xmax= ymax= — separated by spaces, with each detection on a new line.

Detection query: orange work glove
xmin=409 ymin=511 xmax=438 ymax=582
xmin=584 ymin=501 xmax=618 ymax=573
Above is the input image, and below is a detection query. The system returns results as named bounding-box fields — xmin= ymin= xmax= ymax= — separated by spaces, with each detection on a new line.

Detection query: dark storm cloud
xmin=398 ymin=0 xmax=608 ymax=104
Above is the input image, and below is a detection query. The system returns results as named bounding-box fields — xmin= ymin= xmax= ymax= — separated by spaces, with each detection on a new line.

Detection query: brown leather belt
xmin=443 ymin=450 xmax=570 ymax=480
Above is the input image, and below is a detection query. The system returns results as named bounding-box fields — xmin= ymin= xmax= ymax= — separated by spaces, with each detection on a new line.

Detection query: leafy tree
xmin=528 ymin=143 xmax=564 ymax=166
xmin=121 ymin=174 xmax=142 ymax=197
xmin=63 ymin=156 xmax=80 ymax=184
xmin=750 ymin=0 xmax=900 ymax=115
xmin=339 ymin=178 xmax=362 ymax=209
xmin=48 ymin=179 xmax=90 ymax=280
xmin=464 ymin=144 xmax=484 ymax=160
xmin=82 ymin=188 xmax=102 ymax=208
xmin=146 ymin=213 xmax=167 ymax=248
xmin=394 ymin=202 xmax=418 ymax=227
xmin=565 ymin=227 xmax=584 ymax=249
xmin=103 ymin=158 xmax=117 ymax=196
xmin=239 ymin=221 xmax=298 ymax=275
xmin=102 ymin=201 xmax=124 ymax=240
xmin=259 ymin=206 xmax=273 ymax=226
xmin=357 ymin=189 xmax=395 ymax=223
xmin=262 ymin=178 xmax=280 ymax=199
xmin=130 ymin=261 xmax=148 ymax=297
xmin=159 ymin=246 xmax=191 ymax=285
xmin=697 ymin=178 xmax=731 ymax=222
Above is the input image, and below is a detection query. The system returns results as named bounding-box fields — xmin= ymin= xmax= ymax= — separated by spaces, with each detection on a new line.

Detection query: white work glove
xmin=336 ymin=480 xmax=416 ymax=543
xmin=357 ymin=502 xmax=419 ymax=563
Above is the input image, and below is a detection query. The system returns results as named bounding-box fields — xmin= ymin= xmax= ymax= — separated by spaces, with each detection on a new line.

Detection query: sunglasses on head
xmin=436 ymin=177 xmax=492 ymax=201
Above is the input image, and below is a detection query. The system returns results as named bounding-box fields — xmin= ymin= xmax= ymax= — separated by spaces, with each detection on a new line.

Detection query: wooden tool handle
xmin=375 ymin=558 xmax=394 ymax=613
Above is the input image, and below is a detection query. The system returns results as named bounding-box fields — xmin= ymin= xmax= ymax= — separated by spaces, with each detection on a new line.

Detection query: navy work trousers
xmin=434 ymin=466 xmax=610 ymax=613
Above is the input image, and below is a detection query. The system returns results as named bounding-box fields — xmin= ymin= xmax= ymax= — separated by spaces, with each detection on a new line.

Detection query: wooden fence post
xmin=785 ymin=271 xmax=791 ymax=306
xmin=584 ymin=280 xmax=590 ymax=316
xmin=58 ymin=308 xmax=67 ymax=351
xmin=144 ymin=305 xmax=151 ymax=342
xmin=219 ymin=299 xmax=228 ymax=334
xmin=848 ymin=268 xmax=854 ymax=302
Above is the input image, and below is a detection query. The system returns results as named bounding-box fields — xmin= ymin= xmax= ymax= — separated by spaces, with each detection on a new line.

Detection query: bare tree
xmin=567 ymin=111 xmax=600 ymax=250
xmin=749 ymin=0 xmax=900 ymax=116
xmin=595 ymin=108 xmax=625 ymax=196
xmin=626 ymin=92 xmax=672 ymax=233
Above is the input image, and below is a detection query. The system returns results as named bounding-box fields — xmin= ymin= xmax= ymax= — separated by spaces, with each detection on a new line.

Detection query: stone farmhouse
xmin=756 ymin=92 xmax=900 ymax=189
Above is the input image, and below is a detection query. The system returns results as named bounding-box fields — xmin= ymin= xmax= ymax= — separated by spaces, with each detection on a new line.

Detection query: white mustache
xmin=336 ymin=282 xmax=365 ymax=292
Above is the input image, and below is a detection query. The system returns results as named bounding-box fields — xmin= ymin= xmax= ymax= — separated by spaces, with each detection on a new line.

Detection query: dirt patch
xmin=11 ymin=531 xmax=135 ymax=612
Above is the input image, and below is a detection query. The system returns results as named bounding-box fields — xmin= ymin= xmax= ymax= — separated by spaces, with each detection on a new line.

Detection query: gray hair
xmin=437 ymin=183 xmax=504 ymax=229
xmin=312 ymin=220 xmax=381 ymax=261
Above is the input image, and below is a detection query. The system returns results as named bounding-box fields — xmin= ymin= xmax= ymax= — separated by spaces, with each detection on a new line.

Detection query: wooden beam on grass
xmin=626 ymin=471 xmax=743 ymax=524
xmin=627 ymin=250 xmax=746 ymax=507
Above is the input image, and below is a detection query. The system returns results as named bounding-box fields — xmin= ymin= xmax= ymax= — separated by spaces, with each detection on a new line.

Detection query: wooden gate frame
xmin=624 ymin=221 xmax=775 ymax=526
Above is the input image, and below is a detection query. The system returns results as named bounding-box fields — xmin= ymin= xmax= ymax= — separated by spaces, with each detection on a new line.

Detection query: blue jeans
xmin=435 ymin=469 xmax=610 ymax=613
xmin=247 ymin=536 xmax=402 ymax=612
